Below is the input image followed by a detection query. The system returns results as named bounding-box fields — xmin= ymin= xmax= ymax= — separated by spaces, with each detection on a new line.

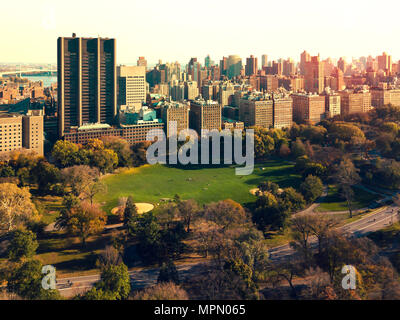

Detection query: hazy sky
xmin=1 ymin=0 xmax=400 ymax=65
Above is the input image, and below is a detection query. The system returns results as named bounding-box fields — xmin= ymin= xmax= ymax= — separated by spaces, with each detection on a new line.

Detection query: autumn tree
xmin=61 ymin=165 xmax=100 ymax=197
xmin=176 ymin=199 xmax=200 ymax=233
xmin=55 ymin=201 xmax=107 ymax=246
xmin=0 ymin=183 xmax=36 ymax=232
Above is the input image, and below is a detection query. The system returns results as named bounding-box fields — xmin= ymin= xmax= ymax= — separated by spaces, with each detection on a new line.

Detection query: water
xmin=24 ymin=75 xmax=57 ymax=87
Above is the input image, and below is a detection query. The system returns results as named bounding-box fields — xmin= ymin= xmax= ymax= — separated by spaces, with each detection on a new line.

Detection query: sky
xmin=1 ymin=0 xmax=400 ymax=65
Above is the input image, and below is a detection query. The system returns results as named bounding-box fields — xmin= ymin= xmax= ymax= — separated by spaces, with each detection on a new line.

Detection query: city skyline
xmin=2 ymin=0 xmax=400 ymax=64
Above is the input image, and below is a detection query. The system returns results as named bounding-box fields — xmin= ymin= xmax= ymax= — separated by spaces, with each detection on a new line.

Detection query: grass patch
xmin=34 ymin=231 xmax=112 ymax=276
xmin=316 ymin=186 xmax=380 ymax=212
xmin=32 ymin=195 xmax=63 ymax=225
xmin=98 ymin=160 xmax=301 ymax=213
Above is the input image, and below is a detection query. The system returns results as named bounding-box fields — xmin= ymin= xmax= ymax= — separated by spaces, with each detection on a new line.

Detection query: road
xmin=55 ymin=204 xmax=399 ymax=297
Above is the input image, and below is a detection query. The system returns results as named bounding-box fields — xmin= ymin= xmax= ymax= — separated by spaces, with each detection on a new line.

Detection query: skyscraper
xmin=245 ymin=55 xmax=258 ymax=76
xmin=261 ymin=54 xmax=268 ymax=68
xmin=300 ymin=50 xmax=311 ymax=76
xmin=117 ymin=65 xmax=146 ymax=112
xmin=304 ymin=55 xmax=324 ymax=94
xmin=57 ymin=35 xmax=117 ymax=137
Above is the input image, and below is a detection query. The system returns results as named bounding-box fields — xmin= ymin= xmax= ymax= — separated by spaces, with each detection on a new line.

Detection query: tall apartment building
xmin=245 ymin=55 xmax=258 ymax=76
xmin=260 ymin=75 xmax=279 ymax=93
xmin=324 ymin=93 xmax=341 ymax=117
xmin=189 ymin=99 xmax=222 ymax=134
xmin=170 ymin=82 xmax=185 ymax=101
xmin=371 ymin=87 xmax=400 ymax=107
xmin=239 ymin=93 xmax=274 ymax=129
xmin=261 ymin=54 xmax=268 ymax=68
xmin=22 ymin=110 xmax=44 ymax=156
xmin=273 ymin=94 xmax=293 ymax=129
xmin=117 ymin=65 xmax=147 ymax=112
xmin=0 ymin=112 xmax=44 ymax=156
xmin=292 ymin=93 xmax=325 ymax=124
xmin=57 ymin=35 xmax=117 ymax=137
xmin=160 ymin=101 xmax=189 ymax=137
xmin=305 ymin=55 xmax=324 ymax=94
xmin=300 ymin=50 xmax=311 ymax=75
xmin=339 ymin=90 xmax=372 ymax=115
xmin=240 ymin=92 xmax=292 ymax=129
xmin=0 ymin=115 xmax=22 ymax=154
xmin=184 ymin=81 xmax=199 ymax=101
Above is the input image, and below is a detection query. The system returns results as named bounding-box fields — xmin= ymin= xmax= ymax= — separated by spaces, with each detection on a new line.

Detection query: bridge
xmin=0 ymin=68 xmax=56 ymax=77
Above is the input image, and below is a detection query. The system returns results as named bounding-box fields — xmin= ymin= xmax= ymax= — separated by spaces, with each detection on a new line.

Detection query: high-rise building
xmin=292 ymin=93 xmax=325 ymax=124
xmin=0 ymin=112 xmax=44 ymax=156
xmin=226 ymin=55 xmax=242 ymax=79
xmin=300 ymin=50 xmax=311 ymax=75
xmin=160 ymin=101 xmax=189 ymax=137
xmin=22 ymin=110 xmax=44 ymax=156
xmin=377 ymin=52 xmax=392 ymax=74
xmin=239 ymin=93 xmax=274 ymax=128
xmin=189 ymin=98 xmax=222 ymax=134
xmin=339 ymin=90 xmax=372 ymax=115
xmin=261 ymin=54 xmax=268 ymax=68
xmin=117 ymin=65 xmax=146 ymax=112
xmin=323 ymin=91 xmax=341 ymax=117
xmin=273 ymin=94 xmax=293 ymax=129
xmin=371 ymin=87 xmax=400 ymax=107
xmin=57 ymin=35 xmax=117 ymax=137
xmin=245 ymin=55 xmax=258 ymax=76
xmin=184 ymin=81 xmax=199 ymax=100
xmin=305 ymin=55 xmax=324 ymax=94
xmin=137 ymin=56 xmax=147 ymax=69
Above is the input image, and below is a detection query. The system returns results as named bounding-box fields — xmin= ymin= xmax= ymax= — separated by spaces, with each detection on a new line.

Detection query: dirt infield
xmin=111 ymin=203 xmax=154 ymax=215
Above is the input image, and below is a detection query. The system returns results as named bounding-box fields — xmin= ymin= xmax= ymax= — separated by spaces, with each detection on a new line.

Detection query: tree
xmin=97 ymin=245 xmax=122 ymax=269
xmin=34 ymin=160 xmax=62 ymax=195
xmin=90 ymin=148 xmax=118 ymax=174
xmin=7 ymin=260 xmax=60 ymax=300
xmin=52 ymin=140 xmax=80 ymax=167
xmin=176 ymin=199 xmax=200 ymax=233
xmin=55 ymin=201 xmax=107 ymax=247
xmin=131 ymin=282 xmax=188 ymax=300
xmin=123 ymin=196 xmax=138 ymax=225
xmin=81 ymin=180 xmax=107 ymax=205
xmin=279 ymin=187 xmax=306 ymax=213
xmin=61 ymin=165 xmax=99 ymax=197
xmin=101 ymin=136 xmax=133 ymax=168
xmin=0 ymin=183 xmax=36 ymax=232
xmin=291 ymin=138 xmax=307 ymax=158
xmin=258 ymin=181 xmax=279 ymax=195
xmin=85 ymin=263 xmax=130 ymax=300
xmin=334 ymin=159 xmax=361 ymax=218
xmin=289 ymin=214 xmax=315 ymax=265
xmin=158 ymin=260 xmax=180 ymax=284
xmin=8 ymin=229 xmax=38 ymax=262
xmin=253 ymin=192 xmax=288 ymax=231
xmin=203 ymin=199 xmax=248 ymax=230
xmin=300 ymin=175 xmax=324 ymax=203
xmin=267 ymin=258 xmax=305 ymax=298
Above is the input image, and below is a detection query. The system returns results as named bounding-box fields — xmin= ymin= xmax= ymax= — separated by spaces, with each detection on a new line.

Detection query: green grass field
xmin=316 ymin=186 xmax=380 ymax=212
xmin=98 ymin=160 xmax=301 ymax=213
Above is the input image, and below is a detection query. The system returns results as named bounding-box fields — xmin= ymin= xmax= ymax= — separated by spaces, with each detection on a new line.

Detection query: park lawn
xmin=97 ymin=160 xmax=301 ymax=213
xmin=32 ymin=195 xmax=63 ymax=225
xmin=316 ymin=186 xmax=380 ymax=212
xmin=34 ymin=231 xmax=111 ymax=277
